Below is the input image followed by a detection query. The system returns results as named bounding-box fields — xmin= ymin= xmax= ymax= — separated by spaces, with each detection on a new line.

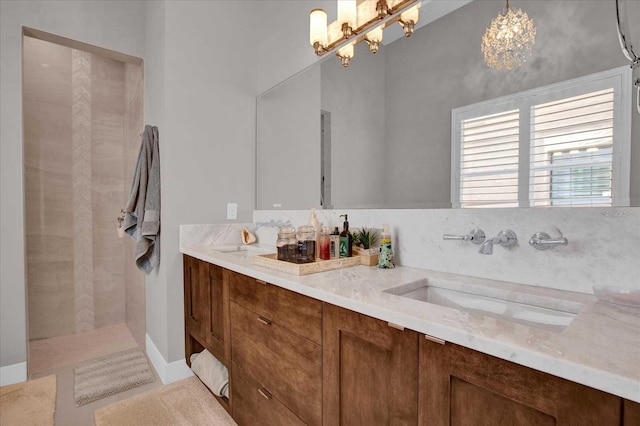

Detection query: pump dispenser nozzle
xmin=340 ymin=214 xmax=349 ymax=231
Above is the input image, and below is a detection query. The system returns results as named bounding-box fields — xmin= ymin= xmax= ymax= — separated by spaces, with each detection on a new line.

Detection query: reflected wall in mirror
xmin=257 ymin=0 xmax=639 ymax=210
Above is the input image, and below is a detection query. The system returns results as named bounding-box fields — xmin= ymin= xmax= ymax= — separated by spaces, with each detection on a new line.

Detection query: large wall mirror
xmin=256 ymin=0 xmax=639 ymax=210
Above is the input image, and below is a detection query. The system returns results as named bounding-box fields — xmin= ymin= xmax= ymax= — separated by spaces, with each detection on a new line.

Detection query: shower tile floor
xmin=29 ymin=323 xmax=138 ymax=375
xmin=29 ymin=323 xmax=162 ymax=425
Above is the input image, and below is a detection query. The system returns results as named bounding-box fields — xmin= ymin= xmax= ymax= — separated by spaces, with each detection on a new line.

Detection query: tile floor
xmin=28 ymin=323 xmax=235 ymax=425
xmin=29 ymin=323 xmax=162 ymax=425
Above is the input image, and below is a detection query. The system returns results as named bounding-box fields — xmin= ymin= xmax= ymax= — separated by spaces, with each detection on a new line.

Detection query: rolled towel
xmin=190 ymin=349 xmax=229 ymax=398
xmin=220 ymin=382 xmax=229 ymax=399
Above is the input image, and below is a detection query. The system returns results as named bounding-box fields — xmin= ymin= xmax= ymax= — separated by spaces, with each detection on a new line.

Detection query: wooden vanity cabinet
xmin=183 ymin=258 xmax=639 ymax=425
xmin=183 ymin=255 xmax=231 ymax=367
xmin=229 ymin=270 xmax=323 ymax=426
xmin=323 ymin=303 xmax=419 ymax=426
xmin=419 ymin=338 xmax=624 ymax=426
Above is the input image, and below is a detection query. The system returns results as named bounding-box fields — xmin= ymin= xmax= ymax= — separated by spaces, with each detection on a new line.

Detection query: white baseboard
xmin=0 ymin=362 xmax=27 ymax=386
xmin=145 ymin=334 xmax=193 ymax=385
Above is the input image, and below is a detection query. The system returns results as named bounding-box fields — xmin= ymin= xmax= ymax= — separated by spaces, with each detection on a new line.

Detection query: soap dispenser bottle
xmin=339 ymin=215 xmax=353 ymax=258
xmin=377 ymin=223 xmax=395 ymax=268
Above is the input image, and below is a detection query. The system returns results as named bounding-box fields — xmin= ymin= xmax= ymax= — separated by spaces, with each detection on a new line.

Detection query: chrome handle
xmin=442 ymin=228 xmax=485 ymax=245
xmin=496 ymin=229 xmax=517 ymax=248
xmin=258 ymin=387 xmax=272 ymax=400
xmin=529 ymin=232 xmax=568 ymax=250
xmin=257 ymin=316 xmax=272 ymax=325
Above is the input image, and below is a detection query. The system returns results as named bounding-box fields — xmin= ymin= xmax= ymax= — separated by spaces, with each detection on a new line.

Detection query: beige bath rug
xmin=0 ymin=375 xmax=56 ymax=426
xmin=74 ymin=348 xmax=155 ymax=407
xmin=94 ymin=376 xmax=236 ymax=426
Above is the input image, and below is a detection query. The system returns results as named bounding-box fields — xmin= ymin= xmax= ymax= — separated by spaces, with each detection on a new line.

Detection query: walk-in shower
xmin=22 ymin=29 xmax=145 ymax=375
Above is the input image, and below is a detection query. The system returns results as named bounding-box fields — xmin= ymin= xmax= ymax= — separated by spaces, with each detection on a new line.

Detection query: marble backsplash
xmin=252 ymin=208 xmax=640 ymax=295
xmin=180 ymin=223 xmax=254 ymax=250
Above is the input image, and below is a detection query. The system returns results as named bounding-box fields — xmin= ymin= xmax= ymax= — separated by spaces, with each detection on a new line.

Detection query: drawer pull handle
xmin=257 ymin=316 xmax=272 ymax=325
xmin=258 ymin=387 xmax=272 ymax=400
xmin=387 ymin=322 xmax=405 ymax=331
xmin=424 ymin=334 xmax=446 ymax=345
xmin=256 ymin=279 xmax=267 ymax=285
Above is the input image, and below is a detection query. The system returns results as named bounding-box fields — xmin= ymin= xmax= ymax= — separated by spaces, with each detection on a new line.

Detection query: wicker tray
xmin=252 ymin=253 xmax=362 ymax=276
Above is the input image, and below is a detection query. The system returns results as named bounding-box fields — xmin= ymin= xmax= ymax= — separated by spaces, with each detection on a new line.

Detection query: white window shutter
xmin=459 ymin=110 xmax=520 ymax=208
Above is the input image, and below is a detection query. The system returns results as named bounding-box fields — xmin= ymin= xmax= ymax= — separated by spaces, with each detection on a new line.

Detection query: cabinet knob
xmin=258 ymin=387 xmax=272 ymax=400
xmin=257 ymin=316 xmax=272 ymax=325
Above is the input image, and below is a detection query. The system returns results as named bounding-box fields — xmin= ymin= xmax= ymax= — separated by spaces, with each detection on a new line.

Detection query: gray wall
xmin=0 ymin=0 xmax=147 ymax=372
xmin=145 ymin=0 xmax=258 ymax=364
xmin=384 ymin=0 xmax=639 ymax=207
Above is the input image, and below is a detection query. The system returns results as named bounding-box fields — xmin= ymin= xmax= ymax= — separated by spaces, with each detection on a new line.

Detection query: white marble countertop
xmin=180 ymin=242 xmax=640 ymax=403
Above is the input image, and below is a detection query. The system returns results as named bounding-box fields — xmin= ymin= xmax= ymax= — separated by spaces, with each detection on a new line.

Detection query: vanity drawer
xmin=228 ymin=270 xmax=322 ymax=345
xmin=230 ymin=301 xmax=322 ymax=426
xmin=232 ymin=363 xmax=306 ymax=426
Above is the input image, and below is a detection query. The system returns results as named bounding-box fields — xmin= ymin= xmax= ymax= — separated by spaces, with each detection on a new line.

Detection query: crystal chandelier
xmin=310 ymin=0 xmax=421 ymax=68
xmin=481 ymin=0 xmax=536 ymax=70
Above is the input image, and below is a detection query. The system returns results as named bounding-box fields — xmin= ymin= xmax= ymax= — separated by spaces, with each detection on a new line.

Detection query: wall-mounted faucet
xmin=479 ymin=230 xmax=517 ymax=255
xmin=529 ymin=232 xmax=568 ymax=250
xmin=442 ymin=229 xmax=486 ymax=245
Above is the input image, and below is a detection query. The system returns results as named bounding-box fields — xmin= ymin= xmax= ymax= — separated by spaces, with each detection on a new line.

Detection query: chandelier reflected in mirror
xmin=481 ymin=0 xmax=536 ymax=70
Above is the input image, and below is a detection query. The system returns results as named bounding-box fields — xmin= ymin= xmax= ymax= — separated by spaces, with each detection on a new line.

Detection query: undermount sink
xmin=385 ymin=279 xmax=583 ymax=332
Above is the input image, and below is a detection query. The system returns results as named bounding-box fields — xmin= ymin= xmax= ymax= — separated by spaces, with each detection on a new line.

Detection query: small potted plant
xmin=352 ymin=227 xmax=380 ymax=256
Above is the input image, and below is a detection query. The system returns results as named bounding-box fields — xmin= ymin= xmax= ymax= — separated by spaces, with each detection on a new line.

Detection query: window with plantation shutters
xmin=459 ymin=110 xmax=520 ymax=208
xmin=530 ymin=89 xmax=614 ymax=207
xmin=451 ymin=67 xmax=631 ymax=209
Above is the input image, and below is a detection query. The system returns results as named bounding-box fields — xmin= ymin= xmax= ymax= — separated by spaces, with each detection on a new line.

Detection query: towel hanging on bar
xmin=123 ymin=125 xmax=161 ymax=274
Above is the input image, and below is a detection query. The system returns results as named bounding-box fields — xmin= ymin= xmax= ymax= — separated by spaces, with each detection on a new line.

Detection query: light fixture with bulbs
xmin=310 ymin=0 xmax=421 ymax=67
xmin=481 ymin=0 xmax=536 ymax=70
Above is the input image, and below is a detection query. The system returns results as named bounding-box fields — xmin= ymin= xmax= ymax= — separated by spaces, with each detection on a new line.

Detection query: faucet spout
xmin=478 ymin=238 xmax=494 ymax=255
xmin=478 ymin=230 xmax=517 ymax=255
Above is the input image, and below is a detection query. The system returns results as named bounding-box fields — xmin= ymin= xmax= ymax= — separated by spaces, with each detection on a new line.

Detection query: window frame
xmin=451 ymin=66 xmax=632 ymax=208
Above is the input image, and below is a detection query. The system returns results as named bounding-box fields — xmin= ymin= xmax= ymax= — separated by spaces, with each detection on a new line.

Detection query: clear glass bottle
xmin=296 ymin=225 xmax=316 ymax=263
xmin=276 ymin=227 xmax=297 ymax=262
xmin=318 ymin=226 xmax=331 ymax=260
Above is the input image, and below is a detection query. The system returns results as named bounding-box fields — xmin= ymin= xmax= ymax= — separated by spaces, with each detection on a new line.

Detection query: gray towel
xmin=123 ymin=125 xmax=161 ymax=274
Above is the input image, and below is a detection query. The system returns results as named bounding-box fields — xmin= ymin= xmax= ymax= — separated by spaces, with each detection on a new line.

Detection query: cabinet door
xmin=624 ymin=399 xmax=640 ymax=426
xmin=184 ymin=255 xmax=207 ymax=337
xmin=203 ymin=265 xmax=230 ymax=364
xmin=420 ymin=339 xmax=622 ymax=426
xmin=183 ymin=256 xmax=230 ymax=365
xmin=323 ymin=303 xmax=419 ymax=426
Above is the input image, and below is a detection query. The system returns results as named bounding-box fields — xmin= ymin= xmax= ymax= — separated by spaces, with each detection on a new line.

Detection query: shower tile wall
xmin=24 ymin=37 xmax=144 ymax=342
